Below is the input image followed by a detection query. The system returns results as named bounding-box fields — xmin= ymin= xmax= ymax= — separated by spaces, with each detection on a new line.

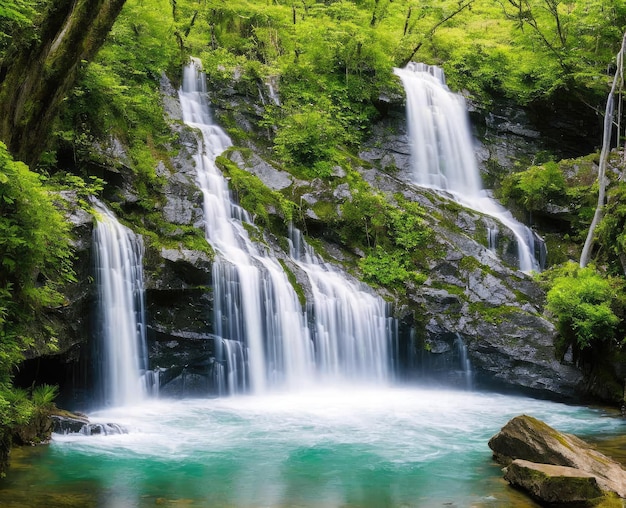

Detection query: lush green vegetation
xmin=341 ymin=189 xmax=432 ymax=289
xmin=500 ymin=161 xmax=567 ymax=216
xmin=0 ymin=143 xmax=72 ymax=469
xmin=543 ymin=263 xmax=625 ymax=364
xmin=503 ymin=148 xmax=626 ymax=371
xmin=217 ymin=153 xmax=296 ymax=228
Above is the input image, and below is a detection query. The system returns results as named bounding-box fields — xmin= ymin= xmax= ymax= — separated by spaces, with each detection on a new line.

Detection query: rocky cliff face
xmin=19 ymin=67 xmax=594 ymax=407
xmin=356 ymin=106 xmax=583 ymax=399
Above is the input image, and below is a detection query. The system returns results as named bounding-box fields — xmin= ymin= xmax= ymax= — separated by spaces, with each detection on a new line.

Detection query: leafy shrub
xmin=545 ymin=263 xmax=621 ymax=360
xmin=0 ymin=143 xmax=74 ymax=384
xmin=272 ymin=102 xmax=344 ymax=175
xmin=31 ymin=384 xmax=58 ymax=410
xmin=341 ymin=184 xmax=431 ymax=290
xmin=500 ymin=161 xmax=566 ymax=212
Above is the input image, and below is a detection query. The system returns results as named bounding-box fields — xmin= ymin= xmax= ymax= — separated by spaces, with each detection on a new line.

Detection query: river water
xmin=1 ymin=386 xmax=623 ymax=507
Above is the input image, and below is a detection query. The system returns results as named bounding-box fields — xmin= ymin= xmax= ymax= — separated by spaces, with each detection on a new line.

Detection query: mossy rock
xmin=504 ymin=459 xmax=608 ymax=507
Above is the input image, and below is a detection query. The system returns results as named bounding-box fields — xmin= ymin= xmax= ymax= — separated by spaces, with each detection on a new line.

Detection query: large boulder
xmin=489 ymin=415 xmax=626 ymax=503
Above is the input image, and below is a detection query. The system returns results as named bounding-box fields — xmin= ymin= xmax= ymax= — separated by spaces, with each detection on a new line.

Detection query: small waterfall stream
xmin=179 ymin=59 xmax=395 ymax=392
xmin=394 ymin=62 xmax=543 ymax=272
xmin=92 ymin=200 xmax=148 ymax=407
xmin=289 ymin=226 xmax=395 ymax=382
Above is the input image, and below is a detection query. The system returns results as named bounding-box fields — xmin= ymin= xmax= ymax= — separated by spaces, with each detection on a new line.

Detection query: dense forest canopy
xmin=1 ymin=0 xmax=626 ymax=463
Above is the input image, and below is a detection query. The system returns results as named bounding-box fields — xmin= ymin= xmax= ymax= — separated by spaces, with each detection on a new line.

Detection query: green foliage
xmin=360 ymin=247 xmax=427 ymax=287
xmin=545 ymin=263 xmax=621 ymax=359
xmin=497 ymin=154 xmax=601 ymax=252
xmin=0 ymin=143 xmax=74 ymax=386
xmin=501 ymin=161 xmax=566 ymax=212
xmin=272 ymin=103 xmax=344 ymax=176
xmin=597 ymin=182 xmax=626 ymax=274
xmin=0 ymin=142 xmax=69 ymax=450
xmin=0 ymin=387 xmax=32 ymax=430
xmin=53 ymin=0 xmax=178 ymax=186
xmin=341 ymin=184 xmax=432 ymax=290
xmin=0 ymin=0 xmax=38 ymax=56
xmin=48 ymin=173 xmax=105 ymax=210
xmin=216 ymin=154 xmax=295 ymax=227
xmin=31 ymin=384 xmax=58 ymax=409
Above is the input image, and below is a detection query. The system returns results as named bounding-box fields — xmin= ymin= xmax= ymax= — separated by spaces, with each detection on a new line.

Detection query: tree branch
xmin=397 ymin=0 xmax=475 ymax=68
xmin=580 ymin=29 xmax=626 ymax=267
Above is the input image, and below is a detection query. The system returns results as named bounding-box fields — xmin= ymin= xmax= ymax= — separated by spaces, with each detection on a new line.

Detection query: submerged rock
xmin=51 ymin=413 xmax=90 ymax=434
xmin=80 ymin=423 xmax=128 ymax=436
xmin=51 ymin=413 xmax=128 ymax=436
xmin=489 ymin=415 xmax=626 ymax=504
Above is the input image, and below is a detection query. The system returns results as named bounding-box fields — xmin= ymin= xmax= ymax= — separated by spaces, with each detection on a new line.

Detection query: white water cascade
xmin=394 ymin=62 xmax=542 ymax=272
xmin=179 ymin=59 xmax=394 ymax=392
xmin=290 ymin=226 xmax=394 ymax=382
xmin=92 ymin=200 xmax=148 ymax=407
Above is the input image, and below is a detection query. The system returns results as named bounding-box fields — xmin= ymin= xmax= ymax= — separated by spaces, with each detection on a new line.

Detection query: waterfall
xmin=266 ymin=77 xmax=281 ymax=106
xmin=179 ymin=59 xmax=395 ymax=391
xmin=488 ymin=227 xmax=498 ymax=253
xmin=394 ymin=62 xmax=543 ymax=272
xmin=289 ymin=226 xmax=394 ymax=382
xmin=180 ymin=60 xmax=314 ymax=393
xmin=454 ymin=334 xmax=473 ymax=390
xmin=92 ymin=200 xmax=148 ymax=407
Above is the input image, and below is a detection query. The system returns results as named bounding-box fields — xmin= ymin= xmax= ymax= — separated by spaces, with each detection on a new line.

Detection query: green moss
xmin=468 ymin=303 xmax=523 ymax=325
xmin=429 ymin=281 xmax=466 ymax=298
xmin=459 ymin=255 xmax=481 ymax=272
xmin=278 ymin=260 xmax=306 ymax=307
xmin=216 ymin=154 xmax=296 ymax=228
xmin=543 ymin=233 xmax=576 ymax=267
xmin=312 ymin=201 xmax=338 ymax=222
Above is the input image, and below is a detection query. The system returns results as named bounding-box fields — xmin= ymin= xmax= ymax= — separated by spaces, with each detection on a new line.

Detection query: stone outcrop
xmin=51 ymin=413 xmax=127 ymax=436
xmin=51 ymin=413 xmax=90 ymax=434
xmin=489 ymin=415 xmax=626 ymax=504
xmin=351 ymin=161 xmax=583 ymax=398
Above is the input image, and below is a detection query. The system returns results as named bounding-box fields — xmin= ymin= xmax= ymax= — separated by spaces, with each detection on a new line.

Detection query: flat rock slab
xmin=505 ymin=459 xmax=604 ymax=505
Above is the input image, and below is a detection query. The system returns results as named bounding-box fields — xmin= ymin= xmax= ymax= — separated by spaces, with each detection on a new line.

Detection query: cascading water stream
xmin=289 ymin=226 xmax=395 ymax=383
xmin=92 ymin=200 xmax=148 ymax=407
xmin=179 ymin=59 xmax=395 ymax=391
xmin=180 ymin=59 xmax=313 ymax=394
xmin=394 ymin=62 xmax=542 ymax=272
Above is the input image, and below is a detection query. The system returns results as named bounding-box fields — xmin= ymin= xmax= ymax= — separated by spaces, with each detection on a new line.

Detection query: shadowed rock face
xmin=489 ymin=415 xmax=626 ymax=503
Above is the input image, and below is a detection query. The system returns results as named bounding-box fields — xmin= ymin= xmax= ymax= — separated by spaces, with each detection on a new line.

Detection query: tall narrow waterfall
xmin=179 ymin=60 xmax=394 ymax=392
xmin=394 ymin=63 xmax=541 ymax=272
xmin=92 ymin=200 xmax=148 ymax=407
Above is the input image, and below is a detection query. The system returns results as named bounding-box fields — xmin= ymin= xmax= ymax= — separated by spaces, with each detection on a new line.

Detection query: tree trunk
xmin=580 ymin=30 xmax=626 ymax=268
xmin=0 ymin=0 xmax=127 ymax=167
